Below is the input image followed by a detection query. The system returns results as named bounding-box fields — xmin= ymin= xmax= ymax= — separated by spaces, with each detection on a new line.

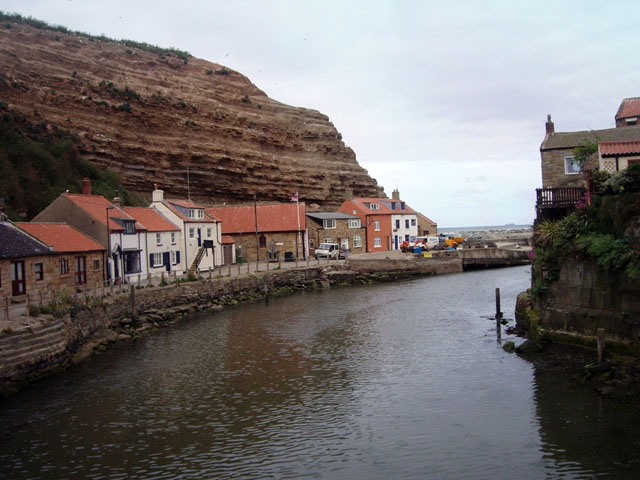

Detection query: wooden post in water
xmin=597 ymin=328 xmax=606 ymax=363
xmin=130 ymin=284 xmax=136 ymax=321
xmin=495 ymin=288 xmax=502 ymax=318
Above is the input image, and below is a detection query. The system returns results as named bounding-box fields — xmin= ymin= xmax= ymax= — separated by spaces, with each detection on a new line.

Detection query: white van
xmin=315 ymin=243 xmax=340 ymax=259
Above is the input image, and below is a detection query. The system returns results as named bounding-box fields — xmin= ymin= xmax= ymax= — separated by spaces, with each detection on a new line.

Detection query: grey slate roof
xmin=0 ymin=222 xmax=52 ymax=260
xmin=541 ymin=125 xmax=640 ymax=151
xmin=306 ymin=212 xmax=359 ymax=221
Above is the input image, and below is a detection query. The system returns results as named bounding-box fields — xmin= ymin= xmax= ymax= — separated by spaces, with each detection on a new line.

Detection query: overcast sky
xmin=3 ymin=1 xmax=639 ymax=227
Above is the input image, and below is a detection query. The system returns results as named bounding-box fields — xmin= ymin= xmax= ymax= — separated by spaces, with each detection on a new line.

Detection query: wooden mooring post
xmin=597 ymin=328 xmax=606 ymax=363
xmin=495 ymin=287 xmax=502 ymax=339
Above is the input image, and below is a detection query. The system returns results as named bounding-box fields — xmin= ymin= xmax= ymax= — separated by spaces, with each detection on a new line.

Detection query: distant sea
xmin=438 ymin=224 xmax=532 ymax=234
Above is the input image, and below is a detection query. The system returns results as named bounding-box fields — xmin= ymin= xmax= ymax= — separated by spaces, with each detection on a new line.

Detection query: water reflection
xmin=1 ymin=267 xmax=639 ymax=479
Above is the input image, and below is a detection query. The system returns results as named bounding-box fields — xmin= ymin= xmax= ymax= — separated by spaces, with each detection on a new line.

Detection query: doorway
xmin=11 ymin=260 xmax=26 ymax=296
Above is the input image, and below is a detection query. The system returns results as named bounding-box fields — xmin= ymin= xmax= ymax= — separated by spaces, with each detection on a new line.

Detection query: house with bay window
xmin=306 ymin=212 xmax=366 ymax=256
xmin=150 ymin=187 xmax=222 ymax=271
xmin=123 ymin=207 xmax=183 ymax=274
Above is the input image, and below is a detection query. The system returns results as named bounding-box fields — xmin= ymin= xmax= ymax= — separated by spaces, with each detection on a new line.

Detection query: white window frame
xmin=171 ymin=251 xmax=177 ymax=265
xmin=152 ymin=252 xmax=163 ymax=267
xmin=207 ymin=227 xmax=212 ymax=238
xmin=564 ymin=155 xmax=581 ymax=174
xmin=374 ymin=237 xmax=382 ymax=248
xmin=171 ymin=232 xmax=176 ymax=245
xmin=323 ymin=237 xmax=333 ymax=243
xmin=374 ymin=220 xmax=380 ymax=231
xmin=189 ymin=228 xmax=195 ymax=239
xmin=348 ymin=218 xmax=361 ymax=228
xmin=323 ymin=219 xmax=336 ymax=229
xmin=353 ymin=235 xmax=361 ymax=248
xmin=155 ymin=232 xmax=162 ymax=246
xmin=369 ymin=203 xmax=379 ymax=210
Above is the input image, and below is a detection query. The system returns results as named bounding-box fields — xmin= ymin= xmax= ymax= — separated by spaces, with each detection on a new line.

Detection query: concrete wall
xmin=538 ymin=259 xmax=640 ymax=342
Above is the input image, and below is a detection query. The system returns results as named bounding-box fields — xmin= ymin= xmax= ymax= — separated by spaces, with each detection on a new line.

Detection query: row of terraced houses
xmin=0 ymin=180 xmax=436 ymax=299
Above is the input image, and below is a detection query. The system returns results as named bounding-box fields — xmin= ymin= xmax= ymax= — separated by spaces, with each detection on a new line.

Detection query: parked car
xmin=315 ymin=243 xmax=340 ymax=259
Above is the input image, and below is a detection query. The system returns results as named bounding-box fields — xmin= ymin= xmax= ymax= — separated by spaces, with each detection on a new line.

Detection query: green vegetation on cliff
xmin=0 ymin=106 xmax=145 ymax=220
xmin=533 ymin=166 xmax=640 ymax=294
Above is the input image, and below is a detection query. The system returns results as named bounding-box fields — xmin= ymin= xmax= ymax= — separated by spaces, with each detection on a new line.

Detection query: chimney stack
xmin=82 ymin=177 xmax=92 ymax=195
xmin=392 ymin=188 xmax=400 ymax=200
xmin=152 ymin=185 xmax=165 ymax=202
xmin=344 ymin=188 xmax=353 ymax=201
xmin=545 ymin=114 xmax=555 ymax=134
xmin=112 ymin=190 xmax=122 ymax=208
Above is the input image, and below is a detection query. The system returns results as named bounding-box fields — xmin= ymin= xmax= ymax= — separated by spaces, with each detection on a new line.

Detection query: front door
xmin=223 ymin=245 xmax=233 ymax=265
xmin=11 ymin=260 xmax=26 ymax=296
xmin=197 ymin=228 xmax=202 ymax=247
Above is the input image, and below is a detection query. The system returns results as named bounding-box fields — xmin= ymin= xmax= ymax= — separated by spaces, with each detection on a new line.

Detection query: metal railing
xmin=536 ymin=187 xmax=586 ymax=208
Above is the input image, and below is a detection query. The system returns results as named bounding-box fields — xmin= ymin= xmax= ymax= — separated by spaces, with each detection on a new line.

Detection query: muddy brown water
xmin=1 ymin=265 xmax=639 ymax=479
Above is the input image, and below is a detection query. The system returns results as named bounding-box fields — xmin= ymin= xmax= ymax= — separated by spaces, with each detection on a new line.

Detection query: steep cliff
xmin=0 ymin=17 xmax=384 ymax=208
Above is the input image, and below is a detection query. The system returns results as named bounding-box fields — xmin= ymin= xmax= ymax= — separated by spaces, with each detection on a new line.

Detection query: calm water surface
xmin=1 ymin=266 xmax=639 ymax=479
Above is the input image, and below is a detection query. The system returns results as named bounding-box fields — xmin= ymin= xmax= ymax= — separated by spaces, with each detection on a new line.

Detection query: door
xmin=11 ymin=261 xmax=26 ymax=296
xmin=163 ymin=252 xmax=171 ymax=271
xmin=394 ymin=236 xmax=399 ymax=249
xmin=75 ymin=256 xmax=86 ymax=285
xmin=197 ymin=228 xmax=202 ymax=247
xmin=223 ymin=245 xmax=233 ymax=265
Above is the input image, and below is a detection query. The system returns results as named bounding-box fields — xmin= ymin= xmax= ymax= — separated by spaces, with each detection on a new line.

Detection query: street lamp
xmin=106 ymin=205 xmax=115 ymax=285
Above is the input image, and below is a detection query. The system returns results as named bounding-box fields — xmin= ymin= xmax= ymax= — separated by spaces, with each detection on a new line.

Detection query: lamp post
xmin=106 ymin=205 xmax=115 ymax=285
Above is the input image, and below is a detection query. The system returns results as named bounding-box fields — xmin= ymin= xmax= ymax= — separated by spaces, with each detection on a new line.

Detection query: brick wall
xmin=307 ymin=219 xmax=366 ymax=254
xmin=541 ymin=148 xmax=598 ymax=188
xmin=230 ymin=231 xmax=302 ymax=262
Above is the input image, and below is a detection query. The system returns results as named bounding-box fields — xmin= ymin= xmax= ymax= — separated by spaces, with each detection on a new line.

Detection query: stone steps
xmin=0 ymin=339 xmax=68 ymax=374
xmin=0 ymin=321 xmax=65 ymax=350
xmin=0 ymin=329 xmax=67 ymax=362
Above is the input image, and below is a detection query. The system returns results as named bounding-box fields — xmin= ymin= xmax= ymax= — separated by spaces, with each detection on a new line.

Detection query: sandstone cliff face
xmin=0 ymin=22 xmax=383 ymax=208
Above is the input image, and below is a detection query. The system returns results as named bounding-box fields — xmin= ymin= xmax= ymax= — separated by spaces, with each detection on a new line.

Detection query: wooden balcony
xmin=536 ymin=187 xmax=586 ymax=208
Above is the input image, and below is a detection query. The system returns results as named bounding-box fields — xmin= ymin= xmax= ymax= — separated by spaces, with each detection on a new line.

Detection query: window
xmin=189 ymin=228 xmax=195 ymax=239
xmin=309 ymin=239 xmax=314 ymax=249
xmin=188 ymin=209 xmax=204 ymax=219
xmin=207 ymin=228 xmax=212 ymax=238
xmin=75 ymin=256 xmax=86 ymax=285
xmin=124 ymin=221 xmax=136 ymax=234
xmin=152 ymin=252 xmax=163 ymax=267
xmin=395 ymin=219 xmax=400 ymax=229
xmin=411 ymin=219 xmax=416 ymax=226
xmin=156 ymin=233 xmax=162 ymax=246
xmin=368 ymin=203 xmax=379 ymax=210
xmin=171 ymin=251 xmax=177 ymax=265
xmin=564 ymin=156 xmax=581 ymax=174
xmin=259 ymin=234 xmax=267 ymax=248
xmin=405 ymin=219 xmax=409 ymax=229
xmin=353 ymin=235 xmax=361 ymax=248
xmin=34 ymin=263 xmax=43 ymax=281
xmin=124 ymin=251 xmax=141 ymax=273
xmin=374 ymin=237 xmax=382 ymax=247
xmin=59 ymin=258 xmax=69 ymax=275
xmin=323 ymin=237 xmax=333 ymax=243
xmin=93 ymin=259 xmax=100 ymax=270
xmin=374 ymin=220 xmax=380 ymax=231
xmin=348 ymin=218 xmax=361 ymax=228
xmin=405 ymin=234 xmax=410 ymax=241
xmin=323 ymin=219 xmax=336 ymax=229
xmin=171 ymin=232 xmax=176 ymax=244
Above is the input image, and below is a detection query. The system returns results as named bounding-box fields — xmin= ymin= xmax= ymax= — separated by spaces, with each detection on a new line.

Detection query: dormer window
xmin=368 ymin=203 xmax=379 ymax=211
xmin=124 ymin=221 xmax=136 ymax=234
xmin=188 ymin=208 xmax=204 ymax=219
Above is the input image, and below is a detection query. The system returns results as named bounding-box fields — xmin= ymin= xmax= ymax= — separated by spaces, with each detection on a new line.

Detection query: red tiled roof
xmin=600 ymin=140 xmax=640 ymax=156
xmin=206 ymin=203 xmax=306 ymax=234
xmin=616 ymin=97 xmax=640 ymax=120
xmin=163 ymin=200 xmax=216 ymax=223
xmin=221 ymin=235 xmax=235 ymax=244
xmin=16 ymin=223 xmax=105 ymax=253
xmin=123 ymin=207 xmax=180 ymax=232
xmin=63 ymin=194 xmax=145 ymax=231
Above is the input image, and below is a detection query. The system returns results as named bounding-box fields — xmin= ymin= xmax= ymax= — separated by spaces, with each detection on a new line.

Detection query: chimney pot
xmin=545 ymin=114 xmax=555 ymax=134
xmin=82 ymin=177 xmax=92 ymax=195
xmin=392 ymin=189 xmax=400 ymax=200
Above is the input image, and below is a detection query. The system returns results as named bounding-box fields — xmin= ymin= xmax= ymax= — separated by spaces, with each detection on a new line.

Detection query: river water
xmin=1 ymin=266 xmax=639 ymax=479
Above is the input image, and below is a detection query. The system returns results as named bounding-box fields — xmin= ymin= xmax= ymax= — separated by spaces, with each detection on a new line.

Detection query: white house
xmin=384 ymin=190 xmax=418 ymax=250
xmin=150 ymin=187 xmax=222 ymax=271
xmin=123 ymin=207 xmax=184 ymax=275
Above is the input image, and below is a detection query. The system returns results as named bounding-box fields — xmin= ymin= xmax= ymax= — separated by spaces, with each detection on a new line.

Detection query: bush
xmin=117 ymin=103 xmax=132 ymax=113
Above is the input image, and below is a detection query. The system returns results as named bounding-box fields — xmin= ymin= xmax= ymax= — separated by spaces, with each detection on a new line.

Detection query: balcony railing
xmin=536 ymin=187 xmax=586 ymax=209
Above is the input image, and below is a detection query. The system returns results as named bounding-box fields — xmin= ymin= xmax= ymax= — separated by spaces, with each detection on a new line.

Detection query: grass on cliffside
xmin=0 ymin=106 xmax=146 ymax=220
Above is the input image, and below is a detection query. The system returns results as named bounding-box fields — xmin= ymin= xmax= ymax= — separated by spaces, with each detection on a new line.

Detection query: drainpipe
xmin=183 ymin=222 xmax=189 ymax=272
xmin=144 ymin=230 xmax=149 ymax=276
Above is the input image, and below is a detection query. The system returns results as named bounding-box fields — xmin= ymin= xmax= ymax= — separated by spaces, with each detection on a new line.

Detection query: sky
xmin=2 ymin=1 xmax=639 ymax=227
